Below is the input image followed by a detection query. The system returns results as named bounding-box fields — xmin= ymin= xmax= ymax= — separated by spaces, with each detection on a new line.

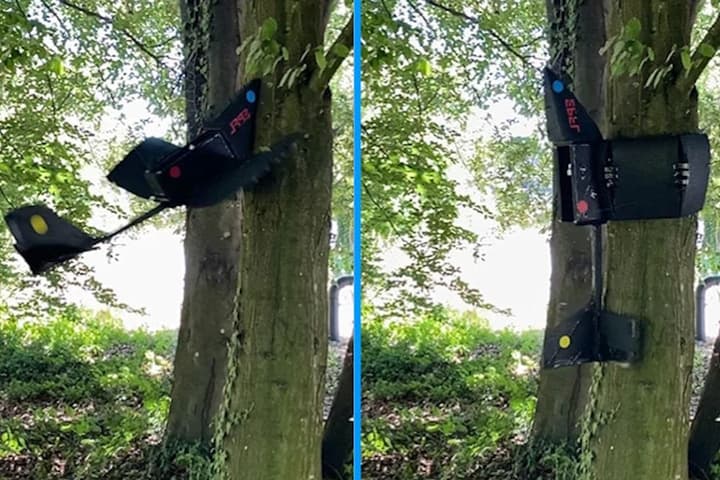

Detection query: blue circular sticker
xmin=552 ymin=80 xmax=564 ymax=93
xmin=246 ymin=90 xmax=257 ymax=103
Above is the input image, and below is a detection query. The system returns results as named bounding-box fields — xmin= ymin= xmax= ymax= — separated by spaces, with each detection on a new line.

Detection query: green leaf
xmin=699 ymin=43 xmax=716 ymax=58
xmin=315 ymin=49 xmax=327 ymax=70
xmin=332 ymin=43 xmax=351 ymax=59
xmin=416 ymin=58 xmax=432 ymax=76
xmin=681 ymin=48 xmax=692 ymax=71
xmin=625 ymin=17 xmax=641 ymax=40
xmin=260 ymin=17 xmax=278 ymax=40
xmin=48 ymin=56 xmax=64 ymax=75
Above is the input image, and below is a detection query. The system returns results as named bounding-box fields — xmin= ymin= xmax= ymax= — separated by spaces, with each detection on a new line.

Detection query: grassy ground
xmin=0 ymin=307 xmax=347 ymax=479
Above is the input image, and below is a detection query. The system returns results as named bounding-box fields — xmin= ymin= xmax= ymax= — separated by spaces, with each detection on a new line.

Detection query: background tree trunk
xmin=586 ymin=2 xmax=699 ymax=478
xmin=689 ymin=329 xmax=720 ymax=478
xmin=532 ymin=0 xmax=606 ymax=445
xmin=165 ymin=0 xmax=243 ymax=445
xmin=211 ymin=2 xmax=335 ymax=478
xmin=322 ymin=337 xmax=354 ymax=480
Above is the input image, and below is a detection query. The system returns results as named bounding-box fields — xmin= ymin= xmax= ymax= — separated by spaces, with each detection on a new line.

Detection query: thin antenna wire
xmin=93 ymin=203 xmax=170 ymax=244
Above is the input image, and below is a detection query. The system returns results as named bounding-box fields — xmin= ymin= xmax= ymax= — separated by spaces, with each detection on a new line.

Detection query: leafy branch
xmin=423 ymin=0 xmax=536 ymax=68
xmin=676 ymin=12 xmax=720 ymax=93
xmin=56 ymin=0 xmax=168 ymax=67
xmin=310 ymin=14 xmax=354 ymax=91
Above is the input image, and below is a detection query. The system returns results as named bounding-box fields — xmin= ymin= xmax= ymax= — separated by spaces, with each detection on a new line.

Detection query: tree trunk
xmin=689 ymin=331 xmax=720 ymax=478
xmin=585 ymin=2 xmax=699 ymax=478
xmin=532 ymin=0 xmax=605 ymax=445
xmin=211 ymin=2 xmax=334 ymax=479
xmin=322 ymin=337 xmax=354 ymax=480
xmin=165 ymin=0 xmax=243 ymax=445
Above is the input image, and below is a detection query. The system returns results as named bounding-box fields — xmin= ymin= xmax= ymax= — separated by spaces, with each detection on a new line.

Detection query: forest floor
xmin=362 ymin=310 xmax=717 ymax=480
xmin=0 ymin=309 xmax=348 ymax=479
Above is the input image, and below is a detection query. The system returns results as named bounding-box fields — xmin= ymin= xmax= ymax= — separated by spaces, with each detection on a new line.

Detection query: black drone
xmin=541 ymin=67 xmax=711 ymax=369
xmin=4 ymin=80 xmax=299 ymax=275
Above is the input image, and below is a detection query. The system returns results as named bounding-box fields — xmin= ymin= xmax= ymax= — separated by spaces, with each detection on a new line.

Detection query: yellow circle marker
xmin=559 ymin=335 xmax=571 ymax=349
xmin=30 ymin=215 xmax=48 ymax=235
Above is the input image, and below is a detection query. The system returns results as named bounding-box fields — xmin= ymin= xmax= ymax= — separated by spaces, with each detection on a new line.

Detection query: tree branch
xmin=423 ymin=0 xmax=535 ymax=68
xmin=57 ymin=0 xmax=167 ymax=67
xmin=38 ymin=0 xmax=73 ymax=39
xmin=310 ymin=15 xmax=354 ymax=92
xmin=677 ymin=12 xmax=720 ymax=94
xmin=406 ymin=0 xmax=437 ymax=39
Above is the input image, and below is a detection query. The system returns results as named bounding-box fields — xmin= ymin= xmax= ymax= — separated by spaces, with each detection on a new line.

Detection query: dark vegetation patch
xmin=0 ymin=307 xmax=176 ymax=478
xmin=362 ymin=308 xmax=720 ymax=479
xmin=361 ymin=309 xmax=544 ymax=479
xmin=0 ymin=307 xmax=350 ymax=479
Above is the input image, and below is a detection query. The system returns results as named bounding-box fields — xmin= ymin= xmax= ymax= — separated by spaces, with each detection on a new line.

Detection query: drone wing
xmin=146 ymin=132 xmax=301 ymax=208
xmin=543 ymin=67 xmax=603 ymax=145
xmin=107 ymin=138 xmax=182 ymax=200
xmin=542 ymin=308 xmax=597 ymax=368
xmin=4 ymin=205 xmax=98 ymax=275
xmin=205 ymin=79 xmax=261 ymax=159
xmin=181 ymin=133 xmax=301 ymax=207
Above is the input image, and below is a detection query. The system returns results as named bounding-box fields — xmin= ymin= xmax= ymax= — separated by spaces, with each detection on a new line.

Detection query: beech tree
xmin=534 ymin=1 xmax=720 ymax=478
xmin=163 ymin=0 xmax=354 ymax=477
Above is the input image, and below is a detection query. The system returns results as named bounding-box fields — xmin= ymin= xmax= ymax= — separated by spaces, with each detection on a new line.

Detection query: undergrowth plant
xmin=0 ymin=306 xmax=205 ymax=479
xmin=362 ymin=307 xmax=543 ymax=480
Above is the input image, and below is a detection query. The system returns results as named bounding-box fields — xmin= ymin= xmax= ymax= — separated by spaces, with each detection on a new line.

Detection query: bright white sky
xmin=374 ymin=98 xmax=552 ymax=331
xmin=450 ymin=99 xmax=551 ymax=331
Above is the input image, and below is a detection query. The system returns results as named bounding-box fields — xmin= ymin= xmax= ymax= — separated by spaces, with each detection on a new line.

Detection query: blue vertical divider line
xmin=352 ymin=0 xmax=362 ymax=478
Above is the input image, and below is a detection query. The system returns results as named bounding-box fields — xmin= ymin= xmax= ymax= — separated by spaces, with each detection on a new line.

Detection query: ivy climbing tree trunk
xmin=205 ymin=2 xmax=354 ymax=479
xmin=166 ymin=0 xmax=242 ymax=445
xmin=532 ymin=0 xmax=606 ymax=445
xmin=580 ymin=1 xmax=705 ymax=478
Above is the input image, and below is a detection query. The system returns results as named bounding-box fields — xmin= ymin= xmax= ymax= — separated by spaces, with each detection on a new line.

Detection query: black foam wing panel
xmin=542 ymin=308 xmax=597 ymax=369
xmin=542 ymin=307 xmax=642 ymax=368
xmin=679 ymin=133 xmax=711 ymax=217
xmin=4 ymin=205 xmax=98 ymax=274
xmin=205 ymin=79 xmax=261 ymax=160
xmin=543 ymin=67 xmax=603 ymax=145
xmin=149 ymin=133 xmax=301 ymax=208
xmin=598 ymin=311 xmax=642 ymax=364
xmin=107 ymin=138 xmax=182 ymax=200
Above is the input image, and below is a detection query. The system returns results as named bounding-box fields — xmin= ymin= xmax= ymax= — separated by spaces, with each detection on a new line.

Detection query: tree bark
xmin=322 ymin=337 xmax=354 ymax=480
xmin=165 ymin=0 xmax=243 ymax=445
xmin=211 ymin=2 xmax=335 ymax=478
xmin=689 ymin=331 xmax=720 ymax=478
xmin=532 ymin=0 xmax=605 ymax=445
xmin=586 ymin=2 xmax=698 ymax=478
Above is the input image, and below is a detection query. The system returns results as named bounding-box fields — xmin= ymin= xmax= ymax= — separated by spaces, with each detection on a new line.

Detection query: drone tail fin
xmin=4 ymin=205 xmax=98 ymax=275
xmin=205 ymin=79 xmax=262 ymax=158
xmin=543 ymin=67 xmax=603 ymax=145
